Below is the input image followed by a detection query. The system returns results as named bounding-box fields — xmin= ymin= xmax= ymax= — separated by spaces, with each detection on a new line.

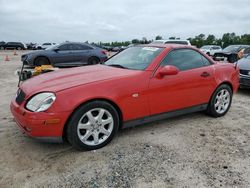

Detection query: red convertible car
xmin=10 ymin=44 xmax=239 ymax=150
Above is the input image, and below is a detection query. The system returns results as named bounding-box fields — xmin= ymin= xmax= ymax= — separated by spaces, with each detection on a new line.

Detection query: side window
xmin=58 ymin=44 xmax=70 ymax=51
xmin=201 ymin=55 xmax=211 ymax=66
xmin=244 ymin=47 xmax=250 ymax=55
xmin=80 ymin=44 xmax=93 ymax=50
xmin=161 ymin=49 xmax=208 ymax=71
xmin=69 ymin=44 xmax=81 ymax=50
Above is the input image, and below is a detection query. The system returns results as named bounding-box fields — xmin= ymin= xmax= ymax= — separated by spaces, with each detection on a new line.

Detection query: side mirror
xmin=156 ymin=65 xmax=179 ymax=78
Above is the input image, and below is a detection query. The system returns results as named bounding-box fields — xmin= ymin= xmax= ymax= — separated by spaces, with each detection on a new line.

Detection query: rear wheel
xmin=34 ymin=57 xmax=50 ymax=66
xmin=88 ymin=57 xmax=100 ymax=65
xmin=67 ymin=101 xmax=119 ymax=150
xmin=206 ymin=84 xmax=232 ymax=117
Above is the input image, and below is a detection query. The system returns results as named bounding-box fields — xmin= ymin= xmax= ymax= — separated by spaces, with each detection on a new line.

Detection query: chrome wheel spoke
xmin=93 ymin=132 xmax=99 ymax=144
xmin=102 ymin=118 xmax=112 ymax=126
xmin=78 ymin=122 xmax=91 ymax=130
xmin=100 ymin=127 xmax=110 ymax=136
xmin=81 ymin=131 xmax=92 ymax=142
xmin=86 ymin=111 xmax=95 ymax=124
xmin=97 ymin=109 xmax=105 ymax=122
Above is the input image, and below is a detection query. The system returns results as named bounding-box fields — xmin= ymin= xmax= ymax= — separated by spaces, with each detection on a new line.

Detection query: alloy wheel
xmin=77 ymin=108 xmax=114 ymax=146
xmin=214 ymin=89 xmax=231 ymax=114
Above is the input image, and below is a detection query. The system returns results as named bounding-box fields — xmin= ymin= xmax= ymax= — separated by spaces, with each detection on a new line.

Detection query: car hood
xmin=20 ymin=65 xmax=139 ymax=95
xmin=237 ymin=58 xmax=250 ymax=70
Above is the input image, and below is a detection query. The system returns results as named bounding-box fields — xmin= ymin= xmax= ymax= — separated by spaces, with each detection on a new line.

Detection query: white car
xmin=200 ymin=45 xmax=222 ymax=56
xmin=36 ymin=43 xmax=57 ymax=50
xmin=151 ymin=39 xmax=191 ymax=46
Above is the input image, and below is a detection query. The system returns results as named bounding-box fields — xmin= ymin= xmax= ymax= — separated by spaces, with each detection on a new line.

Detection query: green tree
xmin=155 ymin=35 xmax=163 ymax=40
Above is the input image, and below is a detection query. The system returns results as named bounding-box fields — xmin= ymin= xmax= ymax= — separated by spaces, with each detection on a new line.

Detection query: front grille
xmin=240 ymin=78 xmax=250 ymax=86
xmin=240 ymin=69 xmax=250 ymax=76
xmin=15 ymin=89 xmax=26 ymax=105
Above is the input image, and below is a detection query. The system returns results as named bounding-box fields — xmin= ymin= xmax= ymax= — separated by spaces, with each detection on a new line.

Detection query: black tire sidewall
xmin=88 ymin=57 xmax=100 ymax=65
xmin=208 ymin=84 xmax=233 ymax=117
xmin=35 ymin=57 xmax=49 ymax=66
xmin=67 ymin=101 xmax=119 ymax=150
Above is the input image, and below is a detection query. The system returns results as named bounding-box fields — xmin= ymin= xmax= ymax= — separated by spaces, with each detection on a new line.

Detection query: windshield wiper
xmin=108 ymin=64 xmax=127 ymax=69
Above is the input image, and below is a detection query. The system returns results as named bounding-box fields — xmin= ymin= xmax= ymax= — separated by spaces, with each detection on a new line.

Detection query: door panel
xmin=148 ymin=48 xmax=217 ymax=116
xmin=148 ymin=66 xmax=215 ymax=115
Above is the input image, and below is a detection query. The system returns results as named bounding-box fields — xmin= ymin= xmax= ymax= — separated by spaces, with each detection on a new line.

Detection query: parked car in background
xmin=237 ymin=54 xmax=250 ymax=88
xmin=213 ymin=45 xmax=250 ymax=63
xmin=151 ymin=39 xmax=191 ymax=46
xmin=21 ymin=42 xmax=108 ymax=67
xmin=26 ymin=43 xmax=37 ymax=50
xmin=0 ymin=41 xmax=6 ymax=50
xmin=2 ymin=42 xmax=27 ymax=50
xmin=12 ymin=44 xmax=239 ymax=150
xmin=35 ymin=43 xmax=57 ymax=50
xmin=200 ymin=45 xmax=222 ymax=56
xmin=243 ymin=47 xmax=250 ymax=56
xmin=102 ymin=45 xmax=113 ymax=51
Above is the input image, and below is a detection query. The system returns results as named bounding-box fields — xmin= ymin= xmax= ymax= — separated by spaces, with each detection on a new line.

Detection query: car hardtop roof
xmin=202 ymin=45 xmax=221 ymax=47
xmin=59 ymin=42 xmax=94 ymax=47
xmin=139 ymin=43 xmax=196 ymax=50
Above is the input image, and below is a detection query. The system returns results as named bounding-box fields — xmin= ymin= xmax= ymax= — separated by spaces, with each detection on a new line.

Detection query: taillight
xmin=101 ymin=50 xmax=107 ymax=55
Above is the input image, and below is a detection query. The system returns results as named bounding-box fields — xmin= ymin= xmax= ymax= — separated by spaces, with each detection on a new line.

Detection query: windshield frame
xmin=105 ymin=46 xmax=164 ymax=71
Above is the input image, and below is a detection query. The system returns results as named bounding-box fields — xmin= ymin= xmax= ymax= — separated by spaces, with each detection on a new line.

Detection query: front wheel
xmin=206 ymin=84 xmax=232 ymax=117
xmin=67 ymin=101 xmax=119 ymax=150
xmin=34 ymin=57 xmax=50 ymax=66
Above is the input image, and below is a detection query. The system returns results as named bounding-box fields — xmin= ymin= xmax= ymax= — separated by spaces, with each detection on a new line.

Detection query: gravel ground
xmin=0 ymin=50 xmax=249 ymax=188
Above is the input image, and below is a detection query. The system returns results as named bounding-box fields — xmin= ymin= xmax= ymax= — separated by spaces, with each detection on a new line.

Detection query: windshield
xmin=45 ymin=44 xmax=60 ymax=50
xmin=201 ymin=46 xmax=211 ymax=49
xmin=223 ymin=45 xmax=240 ymax=52
xmin=105 ymin=46 xmax=163 ymax=70
xmin=165 ymin=41 xmax=188 ymax=45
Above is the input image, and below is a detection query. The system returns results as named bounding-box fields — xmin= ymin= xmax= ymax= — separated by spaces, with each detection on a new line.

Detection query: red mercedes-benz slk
xmin=10 ymin=44 xmax=239 ymax=150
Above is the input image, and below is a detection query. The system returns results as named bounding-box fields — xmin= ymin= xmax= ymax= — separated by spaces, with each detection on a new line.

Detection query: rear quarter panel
xmin=213 ymin=62 xmax=239 ymax=93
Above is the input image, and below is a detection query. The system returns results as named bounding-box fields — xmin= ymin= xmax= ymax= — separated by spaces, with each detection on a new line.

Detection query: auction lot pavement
xmin=0 ymin=50 xmax=249 ymax=188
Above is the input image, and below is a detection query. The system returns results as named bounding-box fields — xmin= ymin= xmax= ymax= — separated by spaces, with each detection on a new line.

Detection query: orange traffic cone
xmin=5 ymin=55 xmax=10 ymax=61
xmin=14 ymin=50 xmax=18 ymax=56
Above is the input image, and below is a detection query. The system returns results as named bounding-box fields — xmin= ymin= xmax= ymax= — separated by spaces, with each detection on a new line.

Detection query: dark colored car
xmin=21 ymin=42 xmax=108 ymax=67
xmin=26 ymin=43 xmax=37 ymax=50
xmin=3 ymin=42 xmax=27 ymax=50
xmin=0 ymin=41 xmax=6 ymax=50
xmin=213 ymin=45 xmax=250 ymax=63
xmin=237 ymin=54 xmax=250 ymax=88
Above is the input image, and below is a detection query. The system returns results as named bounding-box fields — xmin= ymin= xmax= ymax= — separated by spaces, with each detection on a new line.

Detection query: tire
xmin=34 ymin=57 xmax=50 ymax=66
xmin=88 ymin=57 xmax=100 ymax=65
xmin=67 ymin=101 xmax=119 ymax=150
xmin=206 ymin=84 xmax=232 ymax=117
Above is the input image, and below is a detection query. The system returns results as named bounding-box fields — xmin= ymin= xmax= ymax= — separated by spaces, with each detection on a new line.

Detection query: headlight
xmin=26 ymin=92 xmax=56 ymax=112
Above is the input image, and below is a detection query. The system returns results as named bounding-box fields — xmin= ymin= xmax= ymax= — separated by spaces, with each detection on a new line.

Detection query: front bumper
xmin=10 ymin=98 xmax=70 ymax=142
xmin=239 ymin=74 xmax=250 ymax=88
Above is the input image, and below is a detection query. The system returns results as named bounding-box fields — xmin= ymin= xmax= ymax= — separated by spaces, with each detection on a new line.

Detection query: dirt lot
xmin=0 ymin=50 xmax=249 ymax=188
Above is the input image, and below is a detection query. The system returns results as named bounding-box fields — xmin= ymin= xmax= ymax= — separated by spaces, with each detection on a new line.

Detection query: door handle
xmin=200 ymin=72 xmax=210 ymax=77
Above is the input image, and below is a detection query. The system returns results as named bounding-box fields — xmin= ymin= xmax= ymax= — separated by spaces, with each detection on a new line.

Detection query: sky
xmin=0 ymin=0 xmax=249 ymax=43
